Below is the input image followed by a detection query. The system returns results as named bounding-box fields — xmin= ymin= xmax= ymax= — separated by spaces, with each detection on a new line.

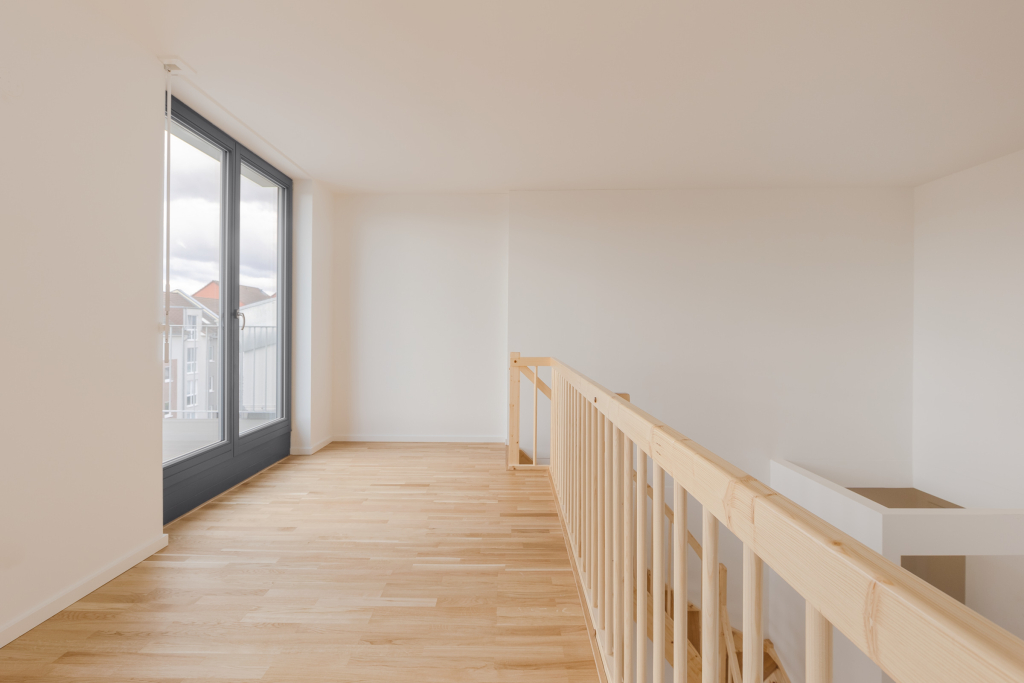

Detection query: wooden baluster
xmin=720 ymin=565 xmax=741 ymax=683
xmin=582 ymin=395 xmax=587 ymax=563
xmin=559 ymin=380 xmax=564 ymax=488
xmin=674 ymin=482 xmax=687 ymax=683
xmin=568 ymin=387 xmax=573 ymax=543
xmin=553 ymin=374 xmax=560 ymax=487
xmin=636 ymin=448 xmax=648 ymax=683
xmin=571 ymin=391 xmax=576 ymax=549
xmin=532 ymin=366 xmax=538 ymax=465
xmin=597 ymin=412 xmax=606 ymax=629
xmin=569 ymin=389 xmax=577 ymax=548
xmin=591 ymin=403 xmax=599 ymax=602
xmin=581 ymin=395 xmax=589 ymax=565
xmin=623 ymin=434 xmax=634 ymax=683
xmin=589 ymin=403 xmax=598 ymax=589
xmin=613 ymin=426 xmax=623 ymax=683
xmin=653 ymin=463 xmax=666 ymax=683
xmin=578 ymin=392 xmax=584 ymax=560
xmin=702 ymin=509 xmax=719 ymax=683
xmin=590 ymin=402 xmax=597 ymax=588
xmin=806 ymin=604 xmax=833 ymax=683
xmin=605 ymin=414 xmax=614 ymax=656
xmin=555 ymin=375 xmax=562 ymax=498
xmin=550 ymin=375 xmax=556 ymax=483
xmin=743 ymin=546 xmax=763 ymax=683
xmin=563 ymin=378 xmax=568 ymax=509
xmin=575 ymin=390 xmax=581 ymax=555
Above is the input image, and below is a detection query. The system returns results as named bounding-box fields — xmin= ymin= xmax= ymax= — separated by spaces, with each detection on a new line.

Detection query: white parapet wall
xmin=771 ymin=459 xmax=1024 ymax=683
xmin=771 ymin=459 xmax=1024 ymax=561
xmin=769 ymin=460 xmax=886 ymax=554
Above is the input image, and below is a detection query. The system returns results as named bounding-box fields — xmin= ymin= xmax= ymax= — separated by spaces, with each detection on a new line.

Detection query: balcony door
xmin=162 ymin=97 xmax=292 ymax=523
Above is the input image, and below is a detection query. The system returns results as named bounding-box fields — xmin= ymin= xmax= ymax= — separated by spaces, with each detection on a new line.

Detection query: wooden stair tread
xmin=634 ymin=580 xmax=789 ymax=682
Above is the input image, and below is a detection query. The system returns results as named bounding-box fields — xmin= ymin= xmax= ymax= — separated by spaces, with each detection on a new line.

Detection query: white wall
xmin=0 ymin=2 xmax=167 ymax=646
xmin=913 ymin=148 xmax=1024 ymax=509
xmin=913 ymin=148 xmax=1024 ymax=639
xmin=332 ymin=193 xmax=509 ymax=441
xmin=510 ymin=189 xmax=914 ymax=483
xmin=508 ymin=188 xmax=915 ymax=681
xmin=292 ymin=180 xmax=335 ymax=454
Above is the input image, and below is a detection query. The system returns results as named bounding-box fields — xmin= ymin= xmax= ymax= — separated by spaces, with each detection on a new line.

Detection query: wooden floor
xmin=0 ymin=443 xmax=599 ymax=682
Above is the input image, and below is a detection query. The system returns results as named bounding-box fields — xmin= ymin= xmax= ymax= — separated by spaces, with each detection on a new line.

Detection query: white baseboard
xmin=0 ymin=533 xmax=169 ymax=648
xmin=333 ymin=435 xmax=506 ymax=443
xmin=290 ymin=435 xmax=335 ymax=455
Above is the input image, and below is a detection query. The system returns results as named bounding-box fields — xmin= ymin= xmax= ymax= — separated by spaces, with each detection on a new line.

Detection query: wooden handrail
xmin=512 ymin=353 xmax=1024 ymax=683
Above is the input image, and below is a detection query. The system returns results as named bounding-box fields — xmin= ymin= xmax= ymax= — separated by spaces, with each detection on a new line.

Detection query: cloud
xmin=170 ymin=134 xmax=221 ymax=204
xmin=166 ymin=135 xmax=281 ymax=297
xmin=240 ymin=176 xmax=279 ymax=294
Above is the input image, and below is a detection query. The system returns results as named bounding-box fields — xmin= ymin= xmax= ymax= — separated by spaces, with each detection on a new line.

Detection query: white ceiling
xmin=94 ymin=0 xmax=1024 ymax=192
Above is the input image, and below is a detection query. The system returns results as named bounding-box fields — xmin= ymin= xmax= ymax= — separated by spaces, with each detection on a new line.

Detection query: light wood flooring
xmin=0 ymin=443 xmax=599 ymax=682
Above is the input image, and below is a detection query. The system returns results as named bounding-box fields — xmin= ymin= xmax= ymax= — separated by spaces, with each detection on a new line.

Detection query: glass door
xmin=163 ymin=97 xmax=292 ymax=523
xmin=237 ymin=163 xmax=284 ymax=434
xmin=163 ymin=121 xmax=225 ymax=463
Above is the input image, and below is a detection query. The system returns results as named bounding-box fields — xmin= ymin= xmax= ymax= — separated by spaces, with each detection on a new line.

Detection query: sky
xmin=167 ymin=129 xmax=279 ymax=300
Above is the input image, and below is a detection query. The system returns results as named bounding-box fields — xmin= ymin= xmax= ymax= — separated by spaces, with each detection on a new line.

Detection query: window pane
xmin=238 ymin=163 xmax=281 ymax=433
xmin=163 ymin=122 xmax=223 ymax=462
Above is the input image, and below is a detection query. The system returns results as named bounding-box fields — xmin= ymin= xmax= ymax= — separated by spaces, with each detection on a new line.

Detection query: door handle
xmin=235 ymin=310 xmax=246 ymax=331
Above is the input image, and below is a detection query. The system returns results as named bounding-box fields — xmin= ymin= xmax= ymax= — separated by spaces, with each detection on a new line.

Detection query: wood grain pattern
xmin=806 ymin=604 xmax=833 ymax=683
xmin=0 ymin=443 xmax=600 ymax=683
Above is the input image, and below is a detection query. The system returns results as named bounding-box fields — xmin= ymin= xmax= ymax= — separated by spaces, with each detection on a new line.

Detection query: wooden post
xmin=636 ymin=448 xmax=648 ymax=683
xmin=508 ymin=352 xmax=520 ymax=469
xmin=743 ymin=546 xmax=763 ymax=683
xmin=653 ymin=464 xmax=666 ymax=683
xmin=674 ymin=482 xmax=687 ymax=683
xmin=623 ymin=434 xmax=634 ymax=683
xmin=702 ymin=509 xmax=719 ymax=683
xmin=806 ymin=604 xmax=833 ymax=683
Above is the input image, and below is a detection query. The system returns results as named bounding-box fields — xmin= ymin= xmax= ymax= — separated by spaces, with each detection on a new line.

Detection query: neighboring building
xmin=163 ymin=289 xmax=219 ymax=423
xmin=192 ymin=280 xmax=273 ymax=314
xmin=163 ymin=281 xmax=278 ymax=460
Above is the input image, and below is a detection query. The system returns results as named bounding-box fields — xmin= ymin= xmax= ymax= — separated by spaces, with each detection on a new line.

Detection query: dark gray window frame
xmin=163 ymin=96 xmax=293 ymax=523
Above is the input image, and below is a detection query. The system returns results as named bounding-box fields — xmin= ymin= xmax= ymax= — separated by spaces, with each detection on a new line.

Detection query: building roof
xmin=165 ymin=290 xmax=218 ymax=327
xmin=192 ymin=281 xmax=273 ymax=311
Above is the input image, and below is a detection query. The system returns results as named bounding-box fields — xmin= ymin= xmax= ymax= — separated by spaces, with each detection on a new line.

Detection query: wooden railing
xmin=508 ymin=354 xmax=1024 ymax=683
